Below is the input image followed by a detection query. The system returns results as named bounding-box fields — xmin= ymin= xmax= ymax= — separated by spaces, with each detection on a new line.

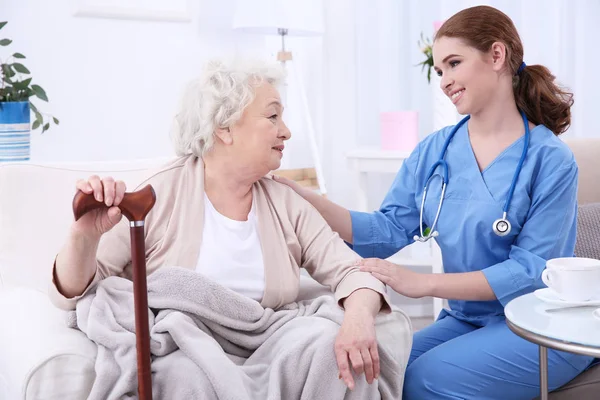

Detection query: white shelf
xmin=345 ymin=148 xmax=410 ymax=174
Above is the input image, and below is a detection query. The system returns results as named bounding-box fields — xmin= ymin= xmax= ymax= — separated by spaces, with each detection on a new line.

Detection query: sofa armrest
xmin=0 ymin=287 xmax=96 ymax=399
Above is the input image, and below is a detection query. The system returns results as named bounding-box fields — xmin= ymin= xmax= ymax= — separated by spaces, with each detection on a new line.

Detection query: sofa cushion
xmin=0 ymin=287 xmax=96 ymax=399
xmin=0 ymin=159 xmax=170 ymax=292
xmin=546 ymin=363 xmax=600 ymax=399
xmin=565 ymin=138 xmax=600 ymax=205
xmin=575 ymin=203 xmax=600 ymax=260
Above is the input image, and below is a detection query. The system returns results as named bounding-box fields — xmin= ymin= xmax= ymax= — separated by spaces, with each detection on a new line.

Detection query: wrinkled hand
xmin=359 ymin=258 xmax=432 ymax=298
xmin=72 ymin=175 xmax=126 ymax=239
xmin=334 ymin=312 xmax=379 ymax=391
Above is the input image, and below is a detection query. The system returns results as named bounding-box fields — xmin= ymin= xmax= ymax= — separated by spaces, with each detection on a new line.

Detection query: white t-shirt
xmin=195 ymin=193 xmax=265 ymax=302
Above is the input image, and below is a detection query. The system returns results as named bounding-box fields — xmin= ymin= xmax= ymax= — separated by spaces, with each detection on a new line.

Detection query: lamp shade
xmin=232 ymin=0 xmax=324 ymax=37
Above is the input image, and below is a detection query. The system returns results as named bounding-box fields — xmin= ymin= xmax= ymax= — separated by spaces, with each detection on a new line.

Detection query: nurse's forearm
xmin=303 ymin=190 xmax=354 ymax=243
xmin=429 ymin=271 xmax=496 ymax=301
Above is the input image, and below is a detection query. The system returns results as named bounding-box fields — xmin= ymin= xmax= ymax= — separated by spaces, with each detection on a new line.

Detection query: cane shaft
xmin=71 ymin=184 xmax=156 ymax=399
xmin=130 ymin=224 xmax=152 ymax=400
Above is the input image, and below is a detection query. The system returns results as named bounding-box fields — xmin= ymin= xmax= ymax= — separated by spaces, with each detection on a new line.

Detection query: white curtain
xmin=352 ymin=0 xmax=600 ymax=147
xmin=320 ymin=0 xmax=599 ymax=208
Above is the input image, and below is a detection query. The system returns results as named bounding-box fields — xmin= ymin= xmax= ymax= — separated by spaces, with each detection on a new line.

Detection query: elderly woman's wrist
xmin=69 ymin=223 xmax=102 ymax=244
xmin=343 ymin=289 xmax=382 ymax=317
xmin=344 ymin=304 xmax=377 ymax=320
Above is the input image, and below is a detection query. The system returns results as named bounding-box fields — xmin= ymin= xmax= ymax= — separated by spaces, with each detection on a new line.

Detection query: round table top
xmin=505 ymin=291 xmax=600 ymax=356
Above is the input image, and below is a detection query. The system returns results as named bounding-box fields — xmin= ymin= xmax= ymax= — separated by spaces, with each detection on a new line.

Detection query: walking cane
xmin=72 ymin=184 xmax=156 ymax=400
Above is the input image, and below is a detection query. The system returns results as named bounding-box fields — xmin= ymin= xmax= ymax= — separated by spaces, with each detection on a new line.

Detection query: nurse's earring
xmin=493 ymin=212 xmax=512 ymax=236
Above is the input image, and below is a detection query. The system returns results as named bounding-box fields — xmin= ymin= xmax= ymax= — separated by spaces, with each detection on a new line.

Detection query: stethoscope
xmin=413 ymin=110 xmax=530 ymax=243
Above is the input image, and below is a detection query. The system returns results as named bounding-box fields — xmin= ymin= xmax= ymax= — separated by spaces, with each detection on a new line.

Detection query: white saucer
xmin=534 ymin=288 xmax=600 ymax=306
xmin=594 ymin=309 xmax=600 ymax=322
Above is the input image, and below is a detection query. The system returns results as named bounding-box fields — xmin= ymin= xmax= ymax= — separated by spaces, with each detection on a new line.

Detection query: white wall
xmin=2 ymin=0 xmax=325 ymax=170
xmin=0 ymin=0 xmax=313 ymax=163
xmin=3 ymin=0 xmax=598 ymax=184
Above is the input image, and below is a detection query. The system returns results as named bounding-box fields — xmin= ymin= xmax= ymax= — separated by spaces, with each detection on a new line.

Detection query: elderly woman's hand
xmin=335 ymin=287 xmax=383 ymax=391
xmin=72 ymin=175 xmax=127 ymax=240
xmin=335 ymin=310 xmax=379 ymax=390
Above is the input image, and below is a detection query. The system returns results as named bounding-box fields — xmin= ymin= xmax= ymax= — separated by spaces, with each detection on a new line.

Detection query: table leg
xmin=540 ymin=345 xmax=548 ymax=400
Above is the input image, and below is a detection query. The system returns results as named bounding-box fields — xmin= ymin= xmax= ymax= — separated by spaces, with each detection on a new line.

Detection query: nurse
xmin=275 ymin=5 xmax=594 ymax=399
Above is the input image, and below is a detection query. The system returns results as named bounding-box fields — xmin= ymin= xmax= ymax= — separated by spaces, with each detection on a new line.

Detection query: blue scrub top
xmin=350 ymin=122 xmax=578 ymax=325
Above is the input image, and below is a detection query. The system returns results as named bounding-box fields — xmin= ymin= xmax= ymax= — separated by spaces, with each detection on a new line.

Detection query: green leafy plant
xmin=0 ymin=21 xmax=58 ymax=133
xmin=416 ymin=32 xmax=434 ymax=84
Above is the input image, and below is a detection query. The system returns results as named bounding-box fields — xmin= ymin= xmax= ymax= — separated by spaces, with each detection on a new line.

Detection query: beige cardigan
xmin=49 ymin=156 xmax=390 ymax=311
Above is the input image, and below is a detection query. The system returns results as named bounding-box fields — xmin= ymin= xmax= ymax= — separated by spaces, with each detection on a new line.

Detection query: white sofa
xmin=0 ymin=158 xmax=407 ymax=399
xmin=0 ymin=158 xmax=173 ymax=399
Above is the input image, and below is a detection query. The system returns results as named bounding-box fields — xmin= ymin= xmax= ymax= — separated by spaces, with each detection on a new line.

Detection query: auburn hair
xmin=435 ymin=6 xmax=573 ymax=135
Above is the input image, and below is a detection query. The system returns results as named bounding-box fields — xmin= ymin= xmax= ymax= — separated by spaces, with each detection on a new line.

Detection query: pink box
xmin=380 ymin=111 xmax=419 ymax=152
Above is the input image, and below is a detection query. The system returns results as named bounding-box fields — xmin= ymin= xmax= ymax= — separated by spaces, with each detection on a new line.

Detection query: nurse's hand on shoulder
xmin=272 ymin=174 xmax=313 ymax=199
xmin=359 ymin=258 xmax=432 ymax=298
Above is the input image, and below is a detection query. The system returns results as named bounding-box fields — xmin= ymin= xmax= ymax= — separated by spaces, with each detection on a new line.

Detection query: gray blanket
xmin=67 ymin=266 xmax=411 ymax=400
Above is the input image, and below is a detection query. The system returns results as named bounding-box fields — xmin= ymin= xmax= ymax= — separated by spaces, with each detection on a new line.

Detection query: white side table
xmin=505 ymin=292 xmax=600 ymax=400
xmin=345 ymin=148 xmax=445 ymax=319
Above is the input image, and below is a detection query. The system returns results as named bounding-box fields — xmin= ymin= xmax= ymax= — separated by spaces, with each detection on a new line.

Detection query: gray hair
xmin=171 ymin=58 xmax=286 ymax=157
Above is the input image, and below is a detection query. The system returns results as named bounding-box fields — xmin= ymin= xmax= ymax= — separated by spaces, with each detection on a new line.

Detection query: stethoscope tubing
xmin=414 ymin=111 xmax=530 ymax=242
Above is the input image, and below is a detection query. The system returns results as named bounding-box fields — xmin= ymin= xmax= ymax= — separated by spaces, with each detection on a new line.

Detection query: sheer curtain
xmin=353 ymin=0 xmax=599 ymax=147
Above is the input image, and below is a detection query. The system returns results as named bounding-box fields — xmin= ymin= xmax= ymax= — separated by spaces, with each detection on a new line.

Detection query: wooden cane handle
xmin=73 ymin=184 xmax=156 ymax=222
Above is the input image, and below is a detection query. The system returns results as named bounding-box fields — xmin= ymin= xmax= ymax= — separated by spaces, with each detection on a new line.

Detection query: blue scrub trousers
xmin=403 ymin=310 xmax=594 ymax=399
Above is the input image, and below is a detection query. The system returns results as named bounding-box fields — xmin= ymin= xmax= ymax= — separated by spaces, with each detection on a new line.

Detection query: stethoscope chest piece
xmin=493 ymin=216 xmax=512 ymax=236
xmin=413 ymin=111 xmax=530 ymax=242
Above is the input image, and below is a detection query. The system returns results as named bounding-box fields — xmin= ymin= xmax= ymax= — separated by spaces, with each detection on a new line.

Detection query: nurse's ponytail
xmin=435 ymin=5 xmax=573 ymax=136
xmin=514 ymin=64 xmax=573 ymax=136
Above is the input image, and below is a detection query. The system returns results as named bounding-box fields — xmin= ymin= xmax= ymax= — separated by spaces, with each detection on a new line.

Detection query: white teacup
xmin=542 ymin=257 xmax=600 ymax=302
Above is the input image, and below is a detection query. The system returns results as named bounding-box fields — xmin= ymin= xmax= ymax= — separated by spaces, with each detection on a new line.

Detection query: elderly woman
xmin=49 ymin=59 xmax=408 ymax=397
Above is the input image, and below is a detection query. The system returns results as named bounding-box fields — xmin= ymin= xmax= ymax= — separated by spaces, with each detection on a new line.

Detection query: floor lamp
xmin=232 ymin=0 xmax=327 ymax=197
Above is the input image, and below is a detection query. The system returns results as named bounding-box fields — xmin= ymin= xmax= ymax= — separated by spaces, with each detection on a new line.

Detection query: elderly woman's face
xmin=229 ymin=83 xmax=291 ymax=174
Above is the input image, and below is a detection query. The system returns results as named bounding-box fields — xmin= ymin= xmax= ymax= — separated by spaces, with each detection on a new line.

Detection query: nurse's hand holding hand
xmin=358 ymin=258 xmax=432 ymax=298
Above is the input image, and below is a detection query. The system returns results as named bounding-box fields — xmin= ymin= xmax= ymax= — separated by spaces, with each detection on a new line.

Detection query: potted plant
xmin=0 ymin=20 xmax=58 ymax=161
